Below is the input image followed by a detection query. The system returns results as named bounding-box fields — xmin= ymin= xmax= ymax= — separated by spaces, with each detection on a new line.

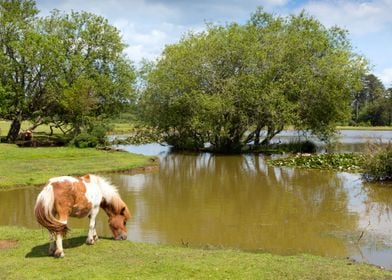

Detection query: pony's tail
xmin=34 ymin=184 xmax=69 ymax=237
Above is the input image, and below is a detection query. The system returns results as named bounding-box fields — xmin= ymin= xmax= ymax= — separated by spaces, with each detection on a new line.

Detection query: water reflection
xmin=108 ymin=153 xmax=358 ymax=257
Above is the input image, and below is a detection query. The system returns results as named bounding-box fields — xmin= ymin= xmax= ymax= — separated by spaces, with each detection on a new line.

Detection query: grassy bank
xmin=0 ymin=226 xmax=390 ymax=280
xmin=0 ymin=144 xmax=155 ymax=189
xmin=336 ymin=125 xmax=392 ymax=131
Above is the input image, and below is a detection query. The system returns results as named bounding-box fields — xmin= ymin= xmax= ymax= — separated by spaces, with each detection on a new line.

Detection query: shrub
xmin=71 ymin=133 xmax=98 ymax=148
xmin=362 ymin=142 xmax=392 ymax=182
xmin=88 ymin=124 xmax=108 ymax=145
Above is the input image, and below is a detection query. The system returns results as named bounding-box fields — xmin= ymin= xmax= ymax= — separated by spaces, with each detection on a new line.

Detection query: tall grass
xmin=362 ymin=142 xmax=392 ymax=182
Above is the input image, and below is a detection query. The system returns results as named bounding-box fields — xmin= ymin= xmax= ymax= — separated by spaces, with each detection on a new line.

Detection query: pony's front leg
xmin=54 ymin=233 xmax=65 ymax=258
xmin=86 ymin=206 xmax=99 ymax=245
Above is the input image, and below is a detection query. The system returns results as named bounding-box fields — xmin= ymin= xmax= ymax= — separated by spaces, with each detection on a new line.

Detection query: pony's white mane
xmin=89 ymin=175 xmax=119 ymax=202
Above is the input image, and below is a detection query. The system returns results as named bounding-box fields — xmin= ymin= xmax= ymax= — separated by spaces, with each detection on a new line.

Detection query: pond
xmin=0 ymin=130 xmax=391 ymax=269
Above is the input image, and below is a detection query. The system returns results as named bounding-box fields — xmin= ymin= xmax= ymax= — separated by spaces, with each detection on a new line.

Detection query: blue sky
xmin=36 ymin=0 xmax=392 ymax=87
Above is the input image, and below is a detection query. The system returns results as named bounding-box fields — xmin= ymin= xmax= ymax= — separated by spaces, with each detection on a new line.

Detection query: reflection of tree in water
xmin=118 ymin=153 xmax=359 ymax=257
xmin=362 ymin=182 xmax=392 ymax=227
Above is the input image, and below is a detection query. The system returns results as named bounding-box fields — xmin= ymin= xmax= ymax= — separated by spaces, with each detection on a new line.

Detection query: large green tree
xmin=38 ymin=10 xmax=136 ymax=136
xmin=0 ymin=0 xmax=39 ymax=141
xmin=0 ymin=1 xmax=135 ymax=142
xmin=140 ymin=9 xmax=366 ymax=152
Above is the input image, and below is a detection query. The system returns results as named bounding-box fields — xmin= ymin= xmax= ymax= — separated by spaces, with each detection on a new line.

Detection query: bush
xmin=362 ymin=142 xmax=392 ymax=181
xmin=88 ymin=124 xmax=108 ymax=145
xmin=71 ymin=133 xmax=99 ymax=148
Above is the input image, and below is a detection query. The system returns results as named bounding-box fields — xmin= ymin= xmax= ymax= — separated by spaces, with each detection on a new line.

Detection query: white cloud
xmin=301 ymin=0 xmax=392 ymax=35
xmin=378 ymin=68 xmax=392 ymax=88
xmin=112 ymin=18 xmax=191 ymax=63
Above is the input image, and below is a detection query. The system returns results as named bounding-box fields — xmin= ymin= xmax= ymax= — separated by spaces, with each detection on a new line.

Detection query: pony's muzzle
xmin=115 ymin=233 xmax=127 ymax=240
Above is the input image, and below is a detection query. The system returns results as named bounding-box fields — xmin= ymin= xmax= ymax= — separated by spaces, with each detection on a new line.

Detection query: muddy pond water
xmin=0 ymin=130 xmax=391 ymax=268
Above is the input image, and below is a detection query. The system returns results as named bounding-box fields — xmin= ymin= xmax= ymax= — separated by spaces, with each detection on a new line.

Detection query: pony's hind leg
xmin=54 ymin=233 xmax=65 ymax=258
xmin=48 ymin=233 xmax=56 ymax=256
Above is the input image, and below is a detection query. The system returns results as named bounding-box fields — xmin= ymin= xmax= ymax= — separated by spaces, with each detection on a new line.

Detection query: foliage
xmin=0 ymin=0 xmax=39 ymax=141
xmin=0 ymin=144 xmax=153 ymax=188
xmin=358 ymin=91 xmax=392 ymax=126
xmin=272 ymin=140 xmax=317 ymax=153
xmin=352 ymin=74 xmax=392 ymax=126
xmin=111 ymin=125 xmax=165 ymax=145
xmin=0 ymin=1 xmax=136 ymax=142
xmin=71 ymin=132 xmax=99 ymax=148
xmin=1 ymin=226 xmax=391 ymax=279
xmin=139 ymin=8 xmax=366 ymax=152
xmin=268 ymin=153 xmax=365 ymax=172
xmin=362 ymin=142 xmax=392 ymax=181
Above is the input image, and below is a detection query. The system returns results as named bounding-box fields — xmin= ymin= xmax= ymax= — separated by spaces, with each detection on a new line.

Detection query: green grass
xmin=0 ymin=226 xmax=391 ymax=280
xmin=0 ymin=120 xmax=134 ymax=137
xmin=0 ymin=120 xmax=65 ymax=137
xmin=337 ymin=125 xmax=392 ymax=131
xmin=0 ymin=144 xmax=155 ymax=189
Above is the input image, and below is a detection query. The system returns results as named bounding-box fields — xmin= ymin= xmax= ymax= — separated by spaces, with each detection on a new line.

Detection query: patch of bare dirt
xmin=0 ymin=239 xmax=18 ymax=249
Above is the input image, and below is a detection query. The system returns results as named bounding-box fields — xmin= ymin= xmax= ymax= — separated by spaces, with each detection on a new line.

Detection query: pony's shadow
xmin=25 ymin=236 xmax=114 ymax=258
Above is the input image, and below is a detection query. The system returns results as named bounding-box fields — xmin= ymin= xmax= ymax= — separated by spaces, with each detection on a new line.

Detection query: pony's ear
xmin=120 ymin=207 xmax=126 ymax=216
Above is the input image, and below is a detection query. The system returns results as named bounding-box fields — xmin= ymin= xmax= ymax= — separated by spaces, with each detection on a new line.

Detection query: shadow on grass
xmin=25 ymin=235 xmax=115 ymax=258
xmin=25 ymin=236 xmax=86 ymax=258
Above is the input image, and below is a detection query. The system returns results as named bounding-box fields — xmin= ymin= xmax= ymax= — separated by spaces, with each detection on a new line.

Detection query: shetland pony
xmin=34 ymin=174 xmax=131 ymax=258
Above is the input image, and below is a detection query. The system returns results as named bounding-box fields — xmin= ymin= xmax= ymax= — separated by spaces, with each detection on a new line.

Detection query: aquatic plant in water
xmin=268 ymin=153 xmax=365 ymax=172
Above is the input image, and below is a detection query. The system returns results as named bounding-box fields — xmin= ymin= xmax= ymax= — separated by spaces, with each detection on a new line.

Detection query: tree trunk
xmin=254 ymin=124 xmax=262 ymax=146
xmin=6 ymin=117 xmax=22 ymax=142
xmin=261 ymin=124 xmax=283 ymax=146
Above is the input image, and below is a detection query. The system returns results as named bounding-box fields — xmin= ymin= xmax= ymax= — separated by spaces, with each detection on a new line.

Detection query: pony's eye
xmin=123 ymin=221 xmax=127 ymax=226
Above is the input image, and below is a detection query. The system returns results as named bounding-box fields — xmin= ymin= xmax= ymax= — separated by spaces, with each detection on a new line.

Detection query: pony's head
xmin=101 ymin=197 xmax=131 ymax=240
xmin=108 ymin=205 xmax=130 ymax=240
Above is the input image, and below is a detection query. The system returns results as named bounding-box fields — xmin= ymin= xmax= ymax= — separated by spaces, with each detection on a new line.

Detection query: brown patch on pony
xmin=35 ymin=179 xmax=94 ymax=237
xmin=51 ymin=181 xmax=93 ymax=219
xmin=82 ymin=174 xmax=91 ymax=183
xmin=0 ymin=239 xmax=18 ymax=249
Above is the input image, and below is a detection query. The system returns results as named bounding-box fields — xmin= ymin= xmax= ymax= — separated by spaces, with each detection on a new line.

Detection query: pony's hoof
xmin=86 ymin=238 xmax=96 ymax=245
xmin=54 ymin=250 xmax=64 ymax=258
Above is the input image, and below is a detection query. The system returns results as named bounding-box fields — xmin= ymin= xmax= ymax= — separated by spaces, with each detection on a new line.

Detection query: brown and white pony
xmin=34 ymin=174 xmax=131 ymax=258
